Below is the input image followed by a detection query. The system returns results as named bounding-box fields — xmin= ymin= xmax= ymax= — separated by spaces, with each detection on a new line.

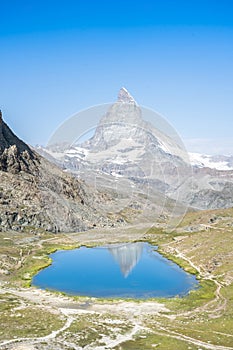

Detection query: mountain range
xmin=190 ymin=152 xmax=233 ymax=171
xmin=0 ymin=110 xmax=121 ymax=233
xmin=1 ymin=88 xmax=233 ymax=235
xmin=38 ymin=88 xmax=233 ymax=214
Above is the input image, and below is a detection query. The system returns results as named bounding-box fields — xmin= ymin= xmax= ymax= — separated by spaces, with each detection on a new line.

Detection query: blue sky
xmin=0 ymin=0 xmax=233 ymax=154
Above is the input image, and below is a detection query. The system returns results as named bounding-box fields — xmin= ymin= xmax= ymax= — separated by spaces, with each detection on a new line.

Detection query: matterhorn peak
xmin=117 ymin=87 xmax=137 ymax=104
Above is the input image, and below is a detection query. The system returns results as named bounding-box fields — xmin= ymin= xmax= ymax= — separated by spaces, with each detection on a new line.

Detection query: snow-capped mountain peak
xmin=189 ymin=152 xmax=233 ymax=171
xmin=117 ymin=87 xmax=137 ymax=104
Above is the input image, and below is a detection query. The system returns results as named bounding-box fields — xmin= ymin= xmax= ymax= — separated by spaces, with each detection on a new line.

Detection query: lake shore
xmin=0 ymin=216 xmax=233 ymax=349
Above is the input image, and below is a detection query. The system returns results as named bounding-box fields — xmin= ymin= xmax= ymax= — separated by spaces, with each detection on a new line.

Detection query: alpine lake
xmin=33 ymin=242 xmax=198 ymax=299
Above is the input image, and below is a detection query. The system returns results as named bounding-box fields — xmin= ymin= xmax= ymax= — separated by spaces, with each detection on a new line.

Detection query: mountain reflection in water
xmin=108 ymin=242 xmax=143 ymax=278
xmin=33 ymin=242 xmax=199 ymax=298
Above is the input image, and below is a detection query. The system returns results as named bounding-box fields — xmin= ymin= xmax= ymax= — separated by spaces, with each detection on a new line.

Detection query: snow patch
xmin=189 ymin=152 xmax=233 ymax=171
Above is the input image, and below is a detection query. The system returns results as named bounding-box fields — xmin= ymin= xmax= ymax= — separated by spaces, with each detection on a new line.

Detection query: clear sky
xmin=0 ymin=0 xmax=233 ymax=154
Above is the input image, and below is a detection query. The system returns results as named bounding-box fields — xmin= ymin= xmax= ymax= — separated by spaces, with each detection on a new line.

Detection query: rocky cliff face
xmin=38 ymin=88 xmax=233 ymax=215
xmin=182 ymin=167 xmax=233 ymax=210
xmin=40 ymin=88 xmax=192 ymax=225
xmin=0 ymin=112 xmax=118 ymax=233
xmin=0 ymin=111 xmax=38 ymax=174
xmin=83 ymin=88 xmax=144 ymax=151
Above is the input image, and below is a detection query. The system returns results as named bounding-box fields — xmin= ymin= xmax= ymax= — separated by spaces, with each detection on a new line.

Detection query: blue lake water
xmin=33 ymin=242 xmax=198 ymax=298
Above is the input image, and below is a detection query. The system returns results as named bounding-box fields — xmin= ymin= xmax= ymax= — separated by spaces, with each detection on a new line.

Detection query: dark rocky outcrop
xmin=0 ymin=111 xmax=116 ymax=233
xmin=0 ymin=111 xmax=38 ymax=174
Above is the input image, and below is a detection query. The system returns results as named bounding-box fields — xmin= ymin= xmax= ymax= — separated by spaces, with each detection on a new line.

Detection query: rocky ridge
xmin=40 ymin=88 xmax=233 ymax=212
xmin=0 ymin=111 xmax=37 ymax=174
xmin=0 ymin=112 xmax=120 ymax=233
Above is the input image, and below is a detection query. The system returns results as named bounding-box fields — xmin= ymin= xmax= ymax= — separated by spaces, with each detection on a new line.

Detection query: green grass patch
xmin=114 ymin=332 xmax=201 ymax=350
xmin=0 ymin=307 xmax=63 ymax=340
xmin=161 ymin=279 xmax=216 ymax=312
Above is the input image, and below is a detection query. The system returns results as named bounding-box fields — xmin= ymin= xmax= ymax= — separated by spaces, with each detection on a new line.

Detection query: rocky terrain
xmin=38 ymin=88 xmax=233 ymax=214
xmin=0 ymin=111 xmax=122 ymax=233
xmin=1 ymin=99 xmax=233 ymax=349
xmin=37 ymin=89 xmax=192 ymax=227
xmin=0 ymin=207 xmax=233 ymax=349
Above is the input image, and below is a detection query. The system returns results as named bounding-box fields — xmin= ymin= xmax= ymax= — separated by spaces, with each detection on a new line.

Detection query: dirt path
xmin=0 ymin=229 xmax=232 ymax=350
xmin=153 ymin=324 xmax=233 ymax=350
xmin=0 ymin=314 xmax=75 ymax=348
xmin=166 ymin=247 xmax=228 ymax=319
xmin=0 ymin=286 xmax=168 ymax=350
xmin=92 ymin=323 xmax=148 ymax=350
xmin=1 ymin=283 xmax=232 ymax=350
